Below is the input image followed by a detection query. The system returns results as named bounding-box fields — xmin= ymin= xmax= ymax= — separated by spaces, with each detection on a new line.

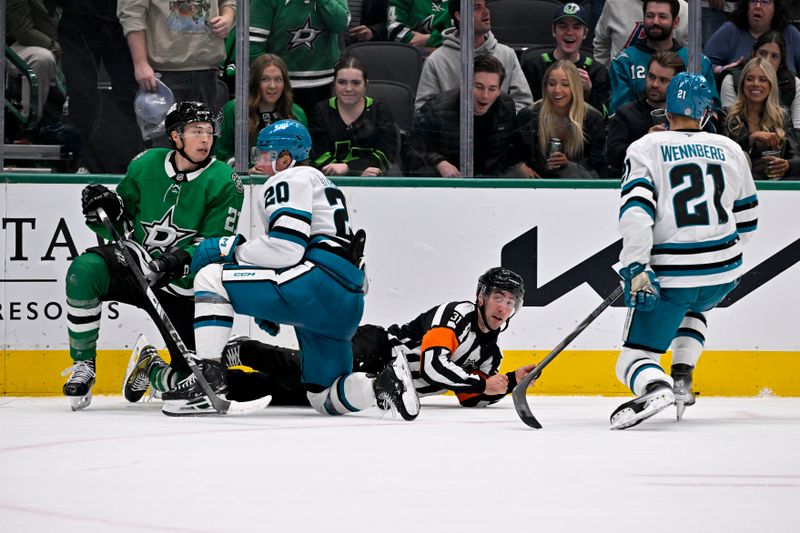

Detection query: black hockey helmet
xmin=165 ymin=101 xmax=217 ymax=138
xmin=477 ymin=267 xmax=525 ymax=312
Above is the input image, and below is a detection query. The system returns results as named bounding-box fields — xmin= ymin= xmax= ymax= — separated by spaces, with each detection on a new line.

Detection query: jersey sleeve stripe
xmin=620 ymin=198 xmax=656 ymax=220
xmin=268 ymin=227 xmax=310 ymax=247
xmin=194 ymin=315 xmax=235 ymax=328
xmin=736 ymin=220 xmax=757 ymax=233
xmin=269 ymin=207 xmax=312 ymax=227
xmin=420 ymin=326 xmax=459 ymax=354
xmin=733 ymin=195 xmax=758 ymax=211
xmin=621 ymin=177 xmax=655 ymax=196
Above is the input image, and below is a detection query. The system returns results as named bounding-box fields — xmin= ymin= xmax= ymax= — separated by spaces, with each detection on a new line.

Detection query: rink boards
xmin=1 ymin=177 xmax=799 ymax=396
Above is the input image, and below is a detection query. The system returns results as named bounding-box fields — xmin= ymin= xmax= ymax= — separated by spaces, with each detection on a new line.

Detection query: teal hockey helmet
xmin=255 ymin=119 xmax=312 ymax=162
xmin=666 ymin=72 xmax=713 ymax=121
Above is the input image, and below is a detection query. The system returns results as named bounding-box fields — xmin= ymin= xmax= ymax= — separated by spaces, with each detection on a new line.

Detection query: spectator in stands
xmin=704 ymin=0 xmax=800 ymax=76
xmin=410 ymin=54 xmax=516 ymax=177
xmin=249 ymin=0 xmax=349 ymax=117
xmin=6 ymin=0 xmax=60 ymax=136
xmin=604 ymin=51 xmax=685 ymax=178
xmin=608 ymin=0 xmax=718 ymax=114
xmin=117 ymin=0 xmax=235 ymax=114
xmin=512 ymin=61 xmax=606 ymax=178
xmin=521 ymin=2 xmax=610 ymax=116
xmin=387 ymin=0 xmax=451 ymax=53
xmin=723 ymin=57 xmax=800 ymax=179
xmin=701 ymin=1 xmax=736 ymax=48
xmin=308 ymin=56 xmax=398 ymax=177
xmin=215 ymin=54 xmax=308 ymax=166
xmin=55 ymin=0 xmax=143 ymax=173
xmin=415 ymin=0 xmax=532 ymax=112
xmin=345 ymin=0 xmax=389 ymax=45
xmin=720 ymin=31 xmax=800 ymax=132
xmin=593 ymin=0 xmax=690 ymax=66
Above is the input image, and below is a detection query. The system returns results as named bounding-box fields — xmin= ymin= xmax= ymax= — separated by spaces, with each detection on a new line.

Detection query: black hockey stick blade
xmin=96 ymin=208 xmax=269 ymax=416
xmin=512 ymin=285 xmax=624 ymax=429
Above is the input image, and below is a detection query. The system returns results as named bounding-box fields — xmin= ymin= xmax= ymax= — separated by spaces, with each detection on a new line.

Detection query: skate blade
xmin=69 ymin=392 xmax=93 ymax=412
xmin=122 ymin=334 xmax=150 ymax=402
xmin=676 ymin=400 xmax=686 ymax=421
xmin=610 ymin=394 xmax=675 ymax=430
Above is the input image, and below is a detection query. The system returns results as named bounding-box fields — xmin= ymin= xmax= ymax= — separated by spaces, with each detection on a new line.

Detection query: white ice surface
xmin=1 ymin=395 xmax=799 ymax=533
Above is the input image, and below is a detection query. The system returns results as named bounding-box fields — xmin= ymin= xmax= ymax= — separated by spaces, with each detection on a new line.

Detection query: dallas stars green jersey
xmin=248 ymin=0 xmax=350 ymax=88
xmin=387 ymin=0 xmax=450 ymax=47
xmin=91 ymin=148 xmax=244 ymax=294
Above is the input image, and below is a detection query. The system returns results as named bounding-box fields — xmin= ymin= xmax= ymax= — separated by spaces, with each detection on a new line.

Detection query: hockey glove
xmin=82 ymin=184 xmax=124 ymax=224
xmin=255 ymin=317 xmax=280 ymax=337
xmin=619 ymin=262 xmax=660 ymax=311
xmin=191 ymin=234 xmax=246 ymax=273
xmin=148 ymin=246 xmax=192 ymax=287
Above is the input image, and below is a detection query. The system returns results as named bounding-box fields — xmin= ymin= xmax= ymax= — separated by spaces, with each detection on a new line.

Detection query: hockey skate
xmin=671 ymin=364 xmax=696 ymax=422
xmin=373 ymin=348 xmax=420 ymax=421
xmin=161 ymin=359 xmax=228 ymax=417
xmin=222 ymin=336 xmax=252 ymax=369
xmin=122 ymin=336 xmax=160 ymax=402
xmin=62 ymin=359 xmax=96 ymax=411
xmin=610 ymin=381 xmax=675 ymax=430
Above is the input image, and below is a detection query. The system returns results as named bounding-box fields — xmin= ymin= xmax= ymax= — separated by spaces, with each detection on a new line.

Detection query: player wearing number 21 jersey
xmin=611 ymin=73 xmax=758 ymax=430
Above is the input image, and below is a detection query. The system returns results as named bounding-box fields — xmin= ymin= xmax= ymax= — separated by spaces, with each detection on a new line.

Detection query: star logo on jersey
xmin=140 ymin=207 xmax=196 ymax=252
xmin=286 ymin=17 xmax=326 ymax=51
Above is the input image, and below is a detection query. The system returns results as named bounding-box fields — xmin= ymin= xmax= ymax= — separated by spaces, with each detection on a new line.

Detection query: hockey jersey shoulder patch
xmin=230 ymin=172 xmax=244 ymax=194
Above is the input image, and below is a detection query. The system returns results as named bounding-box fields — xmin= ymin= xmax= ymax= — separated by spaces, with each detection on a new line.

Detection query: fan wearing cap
xmin=62 ymin=100 xmax=245 ymax=412
xmin=521 ymin=2 xmax=611 ymax=115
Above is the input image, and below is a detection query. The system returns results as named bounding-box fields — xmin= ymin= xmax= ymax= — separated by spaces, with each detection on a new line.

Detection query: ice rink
xmin=2 ymin=394 xmax=799 ymax=533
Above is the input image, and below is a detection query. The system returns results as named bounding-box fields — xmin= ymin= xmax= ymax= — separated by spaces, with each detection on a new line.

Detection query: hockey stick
xmin=512 ymin=285 xmax=624 ymax=429
xmin=96 ymin=207 xmax=270 ymax=415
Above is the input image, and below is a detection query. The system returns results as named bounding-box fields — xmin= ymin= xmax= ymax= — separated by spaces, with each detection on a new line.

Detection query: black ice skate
xmin=671 ymin=364 xmax=696 ymax=422
xmin=162 ymin=359 xmax=228 ymax=417
xmin=62 ymin=358 xmax=96 ymax=411
xmin=122 ymin=338 xmax=160 ymax=402
xmin=610 ymin=380 xmax=675 ymax=430
xmin=221 ymin=336 xmax=251 ymax=368
xmin=373 ymin=349 xmax=420 ymax=421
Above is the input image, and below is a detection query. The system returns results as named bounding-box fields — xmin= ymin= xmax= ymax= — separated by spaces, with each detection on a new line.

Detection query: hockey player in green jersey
xmin=62 ymin=101 xmax=245 ymax=411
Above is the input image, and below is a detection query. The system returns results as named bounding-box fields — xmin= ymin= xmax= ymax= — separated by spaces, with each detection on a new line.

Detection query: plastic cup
xmin=761 ymin=149 xmax=782 ymax=178
xmin=650 ymin=108 xmax=668 ymax=127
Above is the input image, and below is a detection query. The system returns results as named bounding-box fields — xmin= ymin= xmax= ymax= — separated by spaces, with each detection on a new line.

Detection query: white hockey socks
xmin=307 ymin=373 xmax=376 ymax=416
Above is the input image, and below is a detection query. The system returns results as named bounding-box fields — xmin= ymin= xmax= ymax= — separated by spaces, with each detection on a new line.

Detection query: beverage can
xmin=548 ymin=138 xmax=563 ymax=155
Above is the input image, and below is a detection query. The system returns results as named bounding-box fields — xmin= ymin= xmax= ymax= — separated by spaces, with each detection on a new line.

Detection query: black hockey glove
xmin=81 ymin=184 xmax=124 ymax=224
xmin=148 ymin=246 xmax=192 ymax=287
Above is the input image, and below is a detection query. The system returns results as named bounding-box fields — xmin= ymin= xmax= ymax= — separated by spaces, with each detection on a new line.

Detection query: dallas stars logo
xmin=286 ymin=17 xmax=326 ymax=50
xmin=140 ymin=207 xmax=196 ymax=252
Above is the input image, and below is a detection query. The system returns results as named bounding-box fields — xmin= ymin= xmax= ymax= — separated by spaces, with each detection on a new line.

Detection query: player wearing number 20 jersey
xmin=188 ymin=120 xmax=423 ymax=420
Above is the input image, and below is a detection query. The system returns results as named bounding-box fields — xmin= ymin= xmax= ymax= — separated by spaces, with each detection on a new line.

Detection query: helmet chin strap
xmin=174 ymin=134 xmax=211 ymax=167
xmin=268 ymin=157 xmax=296 ymax=174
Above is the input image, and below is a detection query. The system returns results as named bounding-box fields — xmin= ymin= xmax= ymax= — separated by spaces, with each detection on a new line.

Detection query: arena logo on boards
xmin=0 ymin=216 xmax=120 ymax=321
xmin=502 ymin=227 xmax=800 ymax=308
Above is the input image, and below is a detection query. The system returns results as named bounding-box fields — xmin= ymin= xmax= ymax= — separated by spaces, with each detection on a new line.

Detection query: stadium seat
xmin=345 ymin=42 xmax=424 ymax=94
xmin=366 ymin=80 xmax=415 ymax=176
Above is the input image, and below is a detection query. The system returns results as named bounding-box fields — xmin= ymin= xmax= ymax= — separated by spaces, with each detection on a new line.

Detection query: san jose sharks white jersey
xmin=619 ymin=130 xmax=759 ymax=288
xmin=235 ymin=166 xmax=353 ymax=269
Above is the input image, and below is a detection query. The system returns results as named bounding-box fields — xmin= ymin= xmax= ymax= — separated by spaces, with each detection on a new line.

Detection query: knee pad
xmin=193 ymin=263 xmax=228 ymax=298
xmin=66 ymin=253 xmax=110 ymax=299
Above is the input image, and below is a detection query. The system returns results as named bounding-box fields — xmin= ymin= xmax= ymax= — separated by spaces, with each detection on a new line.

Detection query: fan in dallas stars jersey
xmin=61 ymin=101 xmax=245 ymax=412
